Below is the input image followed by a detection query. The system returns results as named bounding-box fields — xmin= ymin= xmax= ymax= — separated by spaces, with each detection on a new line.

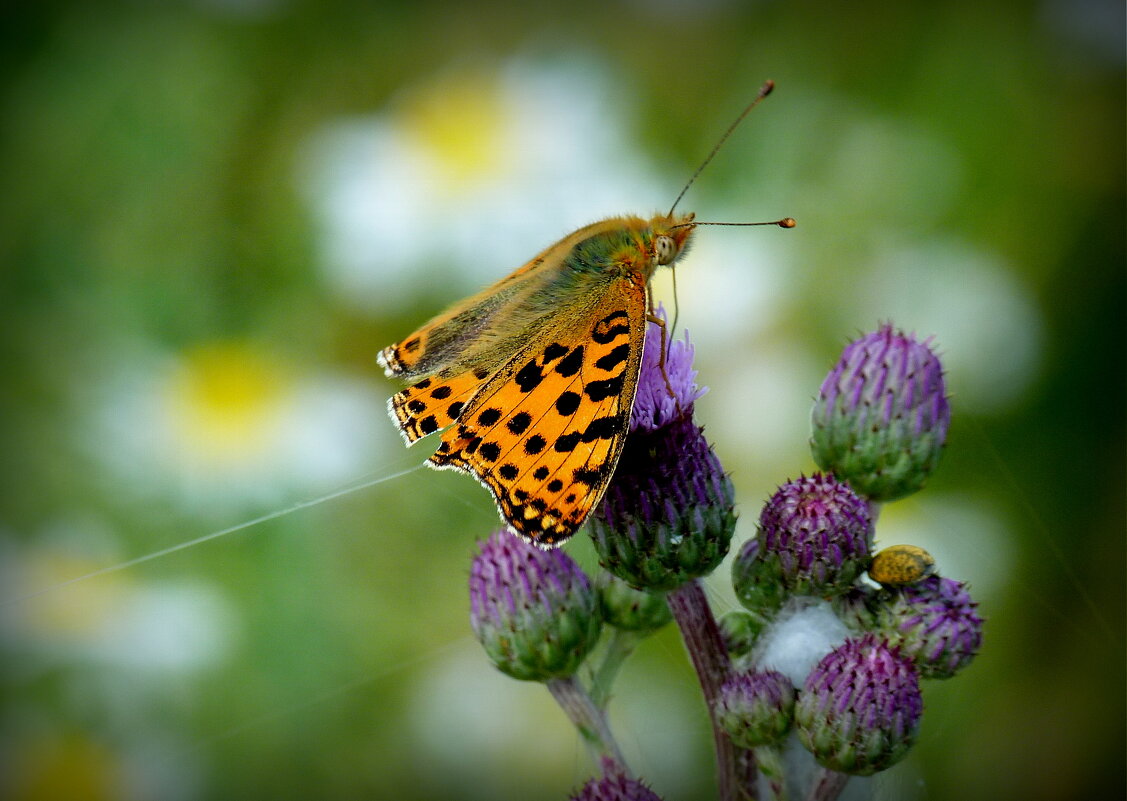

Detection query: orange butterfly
xmin=380 ymin=82 xmax=791 ymax=548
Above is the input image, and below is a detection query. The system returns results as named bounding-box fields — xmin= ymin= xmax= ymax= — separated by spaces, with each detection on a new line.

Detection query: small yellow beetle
xmin=869 ymin=544 xmax=936 ymax=586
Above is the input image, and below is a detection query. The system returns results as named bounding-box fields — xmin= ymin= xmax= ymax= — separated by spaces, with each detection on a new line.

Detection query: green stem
xmin=589 ymin=627 xmax=644 ymax=711
xmin=667 ymin=579 xmax=759 ymax=801
xmin=546 ymin=675 xmax=628 ymax=777
xmin=755 ymin=744 xmax=787 ymax=801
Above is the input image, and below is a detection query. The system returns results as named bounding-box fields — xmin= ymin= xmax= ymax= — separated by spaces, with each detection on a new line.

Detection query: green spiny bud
xmin=469 ymin=530 xmax=601 ymax=682
xmin=714 ymin=669 xmax=796 ymax=748
xmin=596 ymin=571 xmax=672 ymax=633
xmin=811 ymin=324 xmax=950 ymax=502
xmin=796 ymin=634 xmax=922 ymax=775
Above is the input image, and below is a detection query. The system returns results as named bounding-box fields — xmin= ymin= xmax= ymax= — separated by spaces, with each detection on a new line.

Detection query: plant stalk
xmin=667 ymin=579 xmax=759 ymax=801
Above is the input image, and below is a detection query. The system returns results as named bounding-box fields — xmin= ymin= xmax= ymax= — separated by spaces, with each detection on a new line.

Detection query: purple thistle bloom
xmin=470 ymin=530 xmax=601 ymax=681
xmin=811 ymin=323 xmax=950 ymax=501
xmin=630 ymin=304 xmax=706 ymax=432
xmin=879 ymin=576 xmax=984 ymax=679
xmin=757 ymin=474 xmax=874 ymax=596
xmin=570 ymin=770 xmax=665 ymax=801
xmin=714 ymin=669 xmax=796 ymax=748
xmin=589 ymin=308 xmax=734 ymax=590
xmin=795 ymin=633 xmax=923 ymax=775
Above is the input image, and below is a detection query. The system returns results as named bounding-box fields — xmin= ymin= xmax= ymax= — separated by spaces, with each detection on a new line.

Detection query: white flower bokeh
xmin=83 ymin=340 xmax=390 ymax=515
xmin=300 ymin=59 xmax=667 ymax=311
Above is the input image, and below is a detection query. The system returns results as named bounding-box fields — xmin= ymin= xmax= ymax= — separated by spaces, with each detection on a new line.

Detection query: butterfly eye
xmin=654 ymin=235 xmax=677 ymax=265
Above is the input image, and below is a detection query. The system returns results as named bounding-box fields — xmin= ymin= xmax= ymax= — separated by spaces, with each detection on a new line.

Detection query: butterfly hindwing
xmin=387 ymin=368 xmax=488 ymax=444
xmin=427 ymin=281 xmax=646 ymax=546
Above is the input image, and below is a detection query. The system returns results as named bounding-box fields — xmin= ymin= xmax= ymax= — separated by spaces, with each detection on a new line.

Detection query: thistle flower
xmin=795 ymin=634 xmax=923 ymax=775
xmin=590 ymin=310 xmax=734 ymax=591
xmin=570 ymin=770 xmax=665 ymax=801
xmin=714 ymin=669 xmax=796 ymax=749
xmin=878 ymin=576 xmax=984 ymax=679
xmin=469 ymin=530 xmax=601 ymax=681
xmin=756 ymin=474 xmax=873 ymax=597
xmin=811 ymin=324 xmax=949 ymax=502
xmin=596 ymin=571 xmax=672 ymax=633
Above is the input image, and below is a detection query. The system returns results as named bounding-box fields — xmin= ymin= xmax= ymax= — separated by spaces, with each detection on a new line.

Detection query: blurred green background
xmin=1 ymin=1 xmax=1122 ymax=799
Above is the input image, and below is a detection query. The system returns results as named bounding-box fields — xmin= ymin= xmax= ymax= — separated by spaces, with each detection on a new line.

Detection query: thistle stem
xmin=804 ymin=767 xmax=849 ymax=801
xmin=667 ymin=579 xmax=758 ymax=801
xmin=589 ymin=628 xmax=644 ymax=711
xmin=546 ymin=675 xmax=628 ymax=777
xmin=755 ymin=744 xmax=787 ymax=801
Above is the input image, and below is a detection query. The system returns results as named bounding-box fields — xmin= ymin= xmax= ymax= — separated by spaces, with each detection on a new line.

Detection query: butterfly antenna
xmin=667 ymin=80 xmax=776 ymax=217
xmin=670 ymin=217 xmax=796 ymax=230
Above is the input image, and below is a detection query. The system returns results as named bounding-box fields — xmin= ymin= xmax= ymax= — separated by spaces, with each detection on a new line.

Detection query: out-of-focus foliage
xmin=1 ymin=1 xmax=1122 ymax=800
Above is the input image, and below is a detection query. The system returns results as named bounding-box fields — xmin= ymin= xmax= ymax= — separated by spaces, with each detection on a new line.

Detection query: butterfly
xmin=380 ymin=82 xmax=790 ymax=548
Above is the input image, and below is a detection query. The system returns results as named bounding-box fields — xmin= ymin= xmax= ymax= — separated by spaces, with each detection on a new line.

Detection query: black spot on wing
xmin=431 ymin=385 xmax=452 ymax=400
xmin=555 ymin=346 xmax=584 ymax=377
xmin=592 ymin=310 xmax=630 ymax=344
xmin=479 ymin=442 xmax=501 ymax=462
xmin=498 ymin=464 xmax=519 ymax=481
xmin=533 ymin=466 xmax=550 ymax=481
xmin=573 ymin=466 xmax=603 ymax=487
xmin=507 ymin=412 xmax=532 ymax=435
xmin=543 ymin=343 xmax=568 ymax=362
xmin=594 ymin=344 xmax=629 ymax=371
xmin=585 ymin=375 xmax=625 ymax=402
xmin=555 ymin=391 xmax=581 ymax=416
xmin=554 ymin=432 xmax=581 ymax=453
xmin=515 ymin=360 xmax=544 ymax=392
xmin=478 ymin=408 xmax=502 ymax=427
xmin=447 ymin=401 xmax=464 ymax=419
xmin=524 ymin=434 xmax=546 ymax=455
xmin=581 ymin=414 xmax=621 ymax=442
xmin=419 ymin=415 xmax=439 ymax=435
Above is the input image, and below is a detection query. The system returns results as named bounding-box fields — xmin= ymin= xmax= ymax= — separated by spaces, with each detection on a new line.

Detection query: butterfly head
xmin=651 ymin=212 xmax=697 ymax=267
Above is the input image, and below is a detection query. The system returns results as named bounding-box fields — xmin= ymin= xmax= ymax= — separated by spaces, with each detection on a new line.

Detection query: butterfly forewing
xmin=427 ymin=282 xmax=646 ymax=546
xmin=380 ymin=213 xmax=694 ymax=547
xmin=377 ymin=226 xmax=609 ymax=380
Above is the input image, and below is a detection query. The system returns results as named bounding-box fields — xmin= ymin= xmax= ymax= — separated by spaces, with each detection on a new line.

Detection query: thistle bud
xmin=811 ymin=324 xmax=950 ymax=502
xmin=596 ymin=571 xmax=672 ymax=633
xmin=469 ymin=530 xmax=601 ymax=682
xmin=832 ymin=584 xmax=881 ymax=634
xmin=878 ymin=576 xmax=984 ymax=679
xmin=730 ymin=536 xmax=787 ymax=618
xmin=714 ymin=669 xmax=796 ymax=749
xmin=570 ymin=771 xmax=664 ymax=801
xmin=717 ymin=609 xmax=762 ymax=657
xmin=757 ymin=474 xmax=873 ymax=597
xmin=590 ymin=310 xmax=734 ymax=591
xmin=795 ymin=634 xmax=923 ymax=775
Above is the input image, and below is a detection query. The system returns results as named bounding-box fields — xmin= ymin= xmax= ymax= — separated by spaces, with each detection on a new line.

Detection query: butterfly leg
xmin=645 ymin=310 xmax=677 ymax=399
